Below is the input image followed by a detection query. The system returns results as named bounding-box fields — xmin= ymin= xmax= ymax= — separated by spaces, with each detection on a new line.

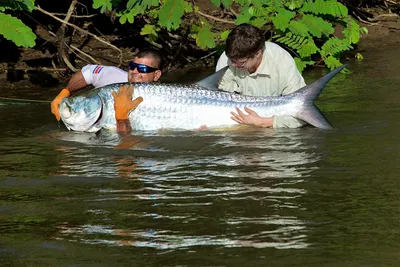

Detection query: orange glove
xmin=51 ymin=88 xmax=70 ymax=121
xmin=112 ymin=85 xmax=143 ymax=120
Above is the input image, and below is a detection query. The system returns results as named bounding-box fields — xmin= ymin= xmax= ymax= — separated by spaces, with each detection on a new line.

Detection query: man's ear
xmin=154 ymin=70 xmax=162 ymax=81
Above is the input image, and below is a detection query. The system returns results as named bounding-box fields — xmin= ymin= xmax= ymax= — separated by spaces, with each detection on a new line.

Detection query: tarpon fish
xmin=60 ymin=65 xmax=345 ymax=132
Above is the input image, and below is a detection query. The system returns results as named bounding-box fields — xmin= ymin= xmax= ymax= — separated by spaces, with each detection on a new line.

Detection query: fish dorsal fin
xmin=195 ymin=66 xmax=228 ymax=90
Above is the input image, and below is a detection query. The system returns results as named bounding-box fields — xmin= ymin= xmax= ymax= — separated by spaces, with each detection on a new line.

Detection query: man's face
xmin=230 ymin=50 xmax=262 ymax=73
xmin=128 ymin=56 xmax=161 ymax=83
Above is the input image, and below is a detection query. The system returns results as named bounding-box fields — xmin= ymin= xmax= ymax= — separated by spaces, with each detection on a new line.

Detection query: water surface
xmin=1 ymin=46 xmax=400 ymax=266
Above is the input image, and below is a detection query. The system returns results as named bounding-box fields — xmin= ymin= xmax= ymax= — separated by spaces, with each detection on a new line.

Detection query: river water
xmin=1 ymin=45 xmax=400 ymax=266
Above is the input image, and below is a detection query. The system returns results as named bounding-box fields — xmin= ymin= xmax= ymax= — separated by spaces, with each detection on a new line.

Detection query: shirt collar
xmin=250 ymin=45 xmax=270 ymax=76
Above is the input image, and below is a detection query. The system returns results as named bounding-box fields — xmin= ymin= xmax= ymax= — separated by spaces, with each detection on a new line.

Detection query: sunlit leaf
xmin=0 ymin=13 xmax=36 ymax=47
xmin=196 ymin=21 xmax=215 ymax=49
xmin=288 ymin=20 xmax=309 ymax=36
xmin=342 ymin=17 xmax=360 ymax=44
xmin=159 ymin=0 xmax=185 ymax=30
xmin=272 ymin=8 xmax=296 ymax=31
xmin=210 ymin=0 xmax=220 ymax=7
xmin=300 ymin=14 xmax=334 ymax=38
xmin=141 ymin=24 xmax=158 ymax=37
xmin=184 ymin=1 xmax=193 ymax=12
xmin=220 ymin=30 xmax=230 ymax=41
xmin=93 ymin=0 xmax=113 ymax=13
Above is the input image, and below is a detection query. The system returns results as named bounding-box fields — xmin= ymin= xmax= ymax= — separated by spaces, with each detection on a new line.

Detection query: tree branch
xmin=197 ymin=10 xmax=235 ymax=24
xmin=35 ymin=5 xmax=123 ymax=66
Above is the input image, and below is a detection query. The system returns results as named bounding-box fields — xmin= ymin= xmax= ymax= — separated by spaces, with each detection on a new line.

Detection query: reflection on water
xmin=44 ymin=129 xmax=321 ymax=251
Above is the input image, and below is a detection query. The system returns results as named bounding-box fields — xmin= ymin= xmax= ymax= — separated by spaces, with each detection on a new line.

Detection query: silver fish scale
xmin=120 ymin=83 xmax=298 ymax=130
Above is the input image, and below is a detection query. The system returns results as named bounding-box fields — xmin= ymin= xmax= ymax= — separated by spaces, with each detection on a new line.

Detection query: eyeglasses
xmin=128 ymin=61 xmax=159 ymax=73
xmin=231 ymin=50 xmax=261 ymax=68
xmin=231 ymin=57 xmax=251 ymax=68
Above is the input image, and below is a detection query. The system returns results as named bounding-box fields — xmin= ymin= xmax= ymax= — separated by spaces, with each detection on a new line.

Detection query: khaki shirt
xmin=216 ymin=42 xmax=306 ymax=128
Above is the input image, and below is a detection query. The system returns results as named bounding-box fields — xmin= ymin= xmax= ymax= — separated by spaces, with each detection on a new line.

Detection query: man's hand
xmin=112 ymin=85 xmax=143 ymax=120
xmin=51 ymin=88 xmax=70 ymax=121
xmin=230 ymin=107 xmax=273 ymax=128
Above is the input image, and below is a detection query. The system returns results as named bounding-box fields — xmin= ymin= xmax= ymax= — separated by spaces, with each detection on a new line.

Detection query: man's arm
xmin=112 ymin=85 xmax=143 ymax=135
xmin=51 ymin=72 xmax=88 ymax=121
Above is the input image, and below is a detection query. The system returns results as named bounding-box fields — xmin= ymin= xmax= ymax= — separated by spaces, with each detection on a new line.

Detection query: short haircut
xmin=135 ymin=49 xmax=163 ymax=69
xmin=225 ymin=24 xmax=265 ymax=60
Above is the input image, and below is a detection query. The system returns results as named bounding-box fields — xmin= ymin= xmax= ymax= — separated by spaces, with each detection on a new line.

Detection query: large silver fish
xmin=59 ymin=65 xmax=345 ymax=132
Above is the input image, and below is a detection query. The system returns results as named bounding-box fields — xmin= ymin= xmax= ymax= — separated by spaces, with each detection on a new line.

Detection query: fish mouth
xmin=60 ymin=95 xmax=103 ymax=132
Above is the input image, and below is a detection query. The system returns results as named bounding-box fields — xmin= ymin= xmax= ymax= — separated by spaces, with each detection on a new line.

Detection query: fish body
xmin=60 ymin=66 xmax=345 ymax=132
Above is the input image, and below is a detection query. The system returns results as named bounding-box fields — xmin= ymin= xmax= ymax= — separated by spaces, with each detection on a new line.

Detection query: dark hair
xmin=225 ymin=24 xmax=265 ymax=60
xmin=135 ymin=49 xmax=163 ymax=69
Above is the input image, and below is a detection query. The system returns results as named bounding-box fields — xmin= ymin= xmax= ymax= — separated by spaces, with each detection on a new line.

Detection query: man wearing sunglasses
xmin=50 ymin=49 xmax=162 ymax=122
xmin=215 ymin=24 xmax=306 ymax=129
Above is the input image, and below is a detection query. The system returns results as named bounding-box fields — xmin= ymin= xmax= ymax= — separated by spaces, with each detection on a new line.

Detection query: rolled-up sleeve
xmin=273 ymin=115 xmax=306 ymax=128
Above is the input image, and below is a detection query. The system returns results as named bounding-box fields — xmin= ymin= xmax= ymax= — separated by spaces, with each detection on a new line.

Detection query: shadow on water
xmin=1 ymin=46 xmax=400 ymax=266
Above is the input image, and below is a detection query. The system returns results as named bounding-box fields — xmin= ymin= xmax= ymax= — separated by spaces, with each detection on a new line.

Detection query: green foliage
xmin=343 ymin=17 xmax=361 ymax=44
xmin=0 ymin=0 xmax=34 ymax=12
xmin=140 ymin=24 xmax=158 ymax=42
xmin=90 ymin=0 xmax=367 ymax=71
xmin=294 ymin=57 xmax=314 ymax=72
xmin=272 ymin=8 xmax=296 ymax=31
xmin=159 ymin=0 xmax=185 ymax=30
xmin=196 ymin=20 xmax=215 ymax=49
xmin=92 ymin=0 xmax=113 ymax=13
xmin=320 ymin=37 xmax=353 ymax=58
xmin=220 ymin=30 xmax=230 ymax=41
xmin=301 ymin=0 xmax=348 ymax=17
xmin=0 ymin=0 xmax=36 ymax=47
xmin=288 ymin=20 xmax=310 ymax=36
xmin=300 ymin=14 xmax=334 ymax=38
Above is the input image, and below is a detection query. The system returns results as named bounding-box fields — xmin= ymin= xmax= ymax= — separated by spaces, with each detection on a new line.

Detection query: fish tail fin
xmin=295 ymin=65 xmax=346 ymax=129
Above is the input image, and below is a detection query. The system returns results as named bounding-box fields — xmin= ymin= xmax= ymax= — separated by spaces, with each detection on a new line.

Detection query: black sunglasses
xmin=128 ymin=61 xmax=158 ymax=74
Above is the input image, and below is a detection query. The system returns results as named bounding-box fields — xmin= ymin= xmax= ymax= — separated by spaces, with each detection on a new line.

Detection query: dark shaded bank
xmin=0 ymin=3 xmax=399 ymax=91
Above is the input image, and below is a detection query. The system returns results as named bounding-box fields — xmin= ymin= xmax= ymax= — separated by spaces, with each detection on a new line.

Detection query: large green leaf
xmin=159 ymin=0 xmax=185 ymax=31
xmin=93 ymin=0 xmax=113 ymax=13
xmin=301 ymin=0 xmax=348 ymax=18
xmin=285 ymin=0 xmax=303 ymax=10
xmin=235 ymin=6 xmax=253 ymax=25
xmin=288 ymin=20 xmax=309 ymax=36
xmin=320 ymin=36 xmax=352 ymax=57
xmin=0 ymin=13 xmax=35 ymax=47
xmin=272 ymin=8 xmax=296 ymax=31
xmin=298 ymin=38 xmax=319 ymax=57
xmin=324 ymin=55 xmax=343 ymax=70
xmin=140 ymin=24 xmax=158 ymax=37
xmin=0 ymin=0 xmax=34 ymax=11
xmin=221 ymin=0 xmax=233 ymax=7
xmin=220 ymin=30 xmax=230 ymax=41
xmin=294 ymin=57 xmax=314 ymax=73
xmin=300 ymin=14 xmax=334 ymax=38
xmin=126 ymin=0 xmax=158 ymax=10
xmin=210 ymin=0 xmax=220 ymax=7
xmin=196 ymin=21 xmax=215 ymax=49
xmin=342 ymin=17 xmax=360 ymax=44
